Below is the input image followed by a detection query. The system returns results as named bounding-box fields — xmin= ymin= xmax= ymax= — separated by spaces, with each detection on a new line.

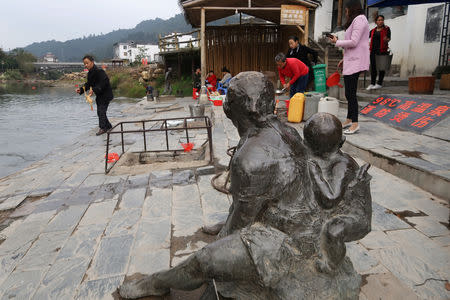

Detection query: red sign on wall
xmin=360 ymin=95 xmax=450 ymax=132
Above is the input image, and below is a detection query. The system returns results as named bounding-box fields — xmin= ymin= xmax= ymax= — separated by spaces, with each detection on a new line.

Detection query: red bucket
xmin=284 ymin=100 xmax=290 ymax=116
xmin=326 ymin=71 xmax=343 ymax=88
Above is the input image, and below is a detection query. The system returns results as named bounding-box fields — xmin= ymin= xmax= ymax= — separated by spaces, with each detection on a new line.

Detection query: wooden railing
xmin=158 ymin=30 xmax=200 ymax=52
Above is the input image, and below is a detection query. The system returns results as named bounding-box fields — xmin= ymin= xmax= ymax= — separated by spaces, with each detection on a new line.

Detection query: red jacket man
xmin=276 ymin=54 xmax=309 ymax=97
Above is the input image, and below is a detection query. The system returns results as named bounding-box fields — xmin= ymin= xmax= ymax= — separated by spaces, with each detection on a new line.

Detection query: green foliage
xmin=4 ymin=70 xmax=23 ymax=80
xmin=110 ymin=73 xmax=128 ymax=89
xmin=40 ymin=70 xmax=63 ymax=80
xmin=134 ymin=47 xmax=147 ymax=65
xmin=172 ymin=76 xmax=193 ymax=97
xmin=126 ymin=83 xmax=146 ymax=98
xmin=0 ymin=48 xmax=36 ymax=75
xmin=153 ymin=75 xmax=193 ymax=97
xmin=154 ymin=74 xmax=165 ymax=95
xmin=110 ymin=72 xmax=146 ymax=98
xmin=10 ymin=49 xmax=36 ymax=74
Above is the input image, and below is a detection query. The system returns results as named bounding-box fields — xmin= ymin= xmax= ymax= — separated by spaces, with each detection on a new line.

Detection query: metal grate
xmin=105 ymin=116 xmax=213 ymax=173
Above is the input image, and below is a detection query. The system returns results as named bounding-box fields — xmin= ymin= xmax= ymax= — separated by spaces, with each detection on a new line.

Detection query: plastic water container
xmin=288 ymin=93 xmax=305 ymax=123
xmin=304 ymin=92 xmax=323 ymax=120
xmin=199 ymin=86 xmax=209 ymax=104
xmin=313 ymin=64 xmax=327 ymax=93
xmin=318 ymin=96 xmax=339 ymax=117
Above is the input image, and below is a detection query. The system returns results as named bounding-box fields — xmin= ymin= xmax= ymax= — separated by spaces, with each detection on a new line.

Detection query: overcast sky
xmin=0 ymin=0 xmax=182 ymax=50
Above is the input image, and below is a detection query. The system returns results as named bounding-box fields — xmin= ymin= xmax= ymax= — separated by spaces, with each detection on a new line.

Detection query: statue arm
xmin=219 ymin=161 xmax=277 ymax=237
xmin=219 ymin=195 xmax=266 ymax=237
xmin=308 ymin=160 xmax=348 ymax=209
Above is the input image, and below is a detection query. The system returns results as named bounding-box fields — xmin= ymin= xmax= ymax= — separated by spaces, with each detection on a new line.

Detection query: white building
xmin=42 ymin=52 xmax=57 ymax=62
xmin=113 ymin=42 xmax=159 ymax=62
xmin=313 ymin=1 xmax=446 ymax=77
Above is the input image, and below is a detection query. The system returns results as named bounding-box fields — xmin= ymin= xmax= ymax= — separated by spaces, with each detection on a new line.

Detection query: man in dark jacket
xmin=286 ymin=36 xmax=318 ymax=89
xmin=76 ymin=55 xmax=113 ymax=135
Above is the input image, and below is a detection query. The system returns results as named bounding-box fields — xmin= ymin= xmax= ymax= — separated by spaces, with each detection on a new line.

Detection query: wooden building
xmin=179 ymin=0 xmax=321 ymax=84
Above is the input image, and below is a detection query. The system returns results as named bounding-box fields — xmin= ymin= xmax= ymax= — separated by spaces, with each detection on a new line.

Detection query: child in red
xmin=206 ymin=70 xmax=217 ymax=89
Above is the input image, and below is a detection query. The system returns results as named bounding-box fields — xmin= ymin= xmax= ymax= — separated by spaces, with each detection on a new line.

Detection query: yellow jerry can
xmin=288 ymin=92 xmax=305 ymax=123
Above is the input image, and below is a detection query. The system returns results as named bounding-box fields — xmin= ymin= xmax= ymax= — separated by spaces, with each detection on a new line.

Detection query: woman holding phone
xmin=328 ymin=0 xmax=369 ymax=134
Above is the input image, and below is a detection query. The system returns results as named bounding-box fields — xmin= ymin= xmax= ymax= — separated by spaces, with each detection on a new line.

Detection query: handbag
xmin=375 ymin=51 xmax=393 ymax=72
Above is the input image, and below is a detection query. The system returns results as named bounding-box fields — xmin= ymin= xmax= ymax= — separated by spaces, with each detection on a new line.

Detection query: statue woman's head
xmin=224 ymin=72 xmax=275 ymax=133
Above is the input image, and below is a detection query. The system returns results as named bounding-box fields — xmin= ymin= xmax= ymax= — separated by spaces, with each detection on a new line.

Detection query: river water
xmin=0 ymin=83 xmax=138 ymax=179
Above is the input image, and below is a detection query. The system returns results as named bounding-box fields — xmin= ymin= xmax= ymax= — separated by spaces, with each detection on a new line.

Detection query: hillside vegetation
xmin=23 ymin=14 xmax=192 ymax=62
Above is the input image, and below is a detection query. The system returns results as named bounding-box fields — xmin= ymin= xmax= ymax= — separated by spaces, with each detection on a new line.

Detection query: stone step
xmin=332 ymin=103 xmax=450 ymax=201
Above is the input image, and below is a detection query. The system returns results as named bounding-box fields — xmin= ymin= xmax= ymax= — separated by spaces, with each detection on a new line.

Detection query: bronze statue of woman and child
xmin=119 ymin=72 xmax=372 ymax=300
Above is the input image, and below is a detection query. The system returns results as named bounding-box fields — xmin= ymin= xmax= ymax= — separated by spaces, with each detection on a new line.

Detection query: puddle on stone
xmin=393 ymin=149 xmax=424 ymax=159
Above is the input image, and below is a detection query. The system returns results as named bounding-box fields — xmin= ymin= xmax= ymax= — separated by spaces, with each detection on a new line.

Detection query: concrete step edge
xmin=342 ymin=138 xmax=449 ymax=201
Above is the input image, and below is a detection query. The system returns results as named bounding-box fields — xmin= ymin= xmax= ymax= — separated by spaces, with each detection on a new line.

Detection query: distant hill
xmin=23 ymin=14 xmax=192 ymax=62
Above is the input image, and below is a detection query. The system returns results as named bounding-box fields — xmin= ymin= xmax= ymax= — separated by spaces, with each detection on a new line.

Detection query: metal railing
xmin=158 ymin=30 xmax=200 ymax=53
xmin=105 ymin=116 xmax=213 ymax=173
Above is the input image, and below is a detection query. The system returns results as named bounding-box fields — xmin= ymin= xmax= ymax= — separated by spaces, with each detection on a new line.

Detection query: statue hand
xmin=356 ymin=163 xmax=371 ymax=181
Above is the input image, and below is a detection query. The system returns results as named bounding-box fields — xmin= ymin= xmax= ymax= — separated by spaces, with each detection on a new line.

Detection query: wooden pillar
xmin=305 ymin=9 xmax=309 ymax=46
xmin=177 ymin=53 xmax=181 ymax=79
xmin=200 ymin=7 xmax=206 ymax=87
xmin=337 ymin=0 xmax=343 ymax=27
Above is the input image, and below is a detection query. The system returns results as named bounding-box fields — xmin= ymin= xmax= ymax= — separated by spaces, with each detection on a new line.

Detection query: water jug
xmin=288 ymin=93 xmax=305 ymax=123
xmin=318 ymin=97 xmax=339 ymax=116
xmin=304 ymin=92 xmax=323 ymax=121
xmin=199 ymin=86 xmax=209 ymax=104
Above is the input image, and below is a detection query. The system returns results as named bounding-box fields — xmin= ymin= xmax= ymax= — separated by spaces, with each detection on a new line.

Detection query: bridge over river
xmin=33 ymin=62 xmax=114 ymax=72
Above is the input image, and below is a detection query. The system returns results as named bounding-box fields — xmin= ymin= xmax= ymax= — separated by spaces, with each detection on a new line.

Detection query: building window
xmin=124 ymin=52 xmax=127 ymax=56
xmin=123 ymin=45 xmax=127 ymax=49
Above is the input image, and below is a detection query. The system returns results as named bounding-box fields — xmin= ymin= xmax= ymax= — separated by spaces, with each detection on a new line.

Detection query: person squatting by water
xmin=76 ymin=55 xmax=113 ymax=136
xmin=276 ymin=52 xmax=309 ymax=97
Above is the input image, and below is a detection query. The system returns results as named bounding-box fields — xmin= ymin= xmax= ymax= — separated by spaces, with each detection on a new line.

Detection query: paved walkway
xmin=0 ymin=98 xmax=448 ymax=299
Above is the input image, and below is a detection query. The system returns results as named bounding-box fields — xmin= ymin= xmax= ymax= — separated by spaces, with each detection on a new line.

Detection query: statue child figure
xmin=304 ymin=113 xmax=372 ymax=274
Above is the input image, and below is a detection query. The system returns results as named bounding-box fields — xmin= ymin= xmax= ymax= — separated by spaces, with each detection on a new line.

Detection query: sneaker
xmin=373 ymin=84 xmax=382 ymax=89
xmin=344 ymin=125 xmax=360 ymax=135
xmin=366 ymin=84 xmax=375 ymax=90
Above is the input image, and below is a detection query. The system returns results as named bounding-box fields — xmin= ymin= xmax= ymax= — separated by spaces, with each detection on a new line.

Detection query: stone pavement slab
xmin=120 ymin=188 xmax=146 ymax=209
xmin=76 ymin=275 xmax=124 ymax=300
xmin=405 ymin=216 xmax=449 ymax=237
xmin=360 ymin=272 xmax=420 ymax=300
xmin=86 ymin=234 xmax=134 ymax=280
xmin=0 ymin=194 xmax=27 ymax=211
xmin=32 ymin=256 xmax=89 ymax=300
xmin=0 ymin=268 xmax=49 ymax=300
xmin=57 ymin=223 xmax=105 ymax=260
xmin=78 ymin=199 xmax=117 ymax=226
xmin=142 ymin=188 xmax=172 ymax=219
xmin=172 ymin=184 xmax=203 ymax=238
xmin=15 ymin=230 xmax=70 ymax=271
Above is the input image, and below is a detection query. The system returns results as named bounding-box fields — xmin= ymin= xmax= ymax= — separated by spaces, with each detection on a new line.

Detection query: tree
xmin=134 ymin=46 xmax=147 ymax=64
xmin=10 ymin=48 xmax=36 ymax=73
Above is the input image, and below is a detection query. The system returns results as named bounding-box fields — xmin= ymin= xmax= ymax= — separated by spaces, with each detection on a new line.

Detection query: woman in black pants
xmin=329 ymin=0 xmax=370 ymax=134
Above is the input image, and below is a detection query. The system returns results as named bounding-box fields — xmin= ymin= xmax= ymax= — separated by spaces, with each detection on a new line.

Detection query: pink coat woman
xmin=329 ymin=0 xmax=369 ymax=134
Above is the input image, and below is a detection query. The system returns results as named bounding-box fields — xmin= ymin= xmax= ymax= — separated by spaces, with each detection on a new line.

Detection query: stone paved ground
xmin=0 ymin=98 xmax=448 ymax=299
